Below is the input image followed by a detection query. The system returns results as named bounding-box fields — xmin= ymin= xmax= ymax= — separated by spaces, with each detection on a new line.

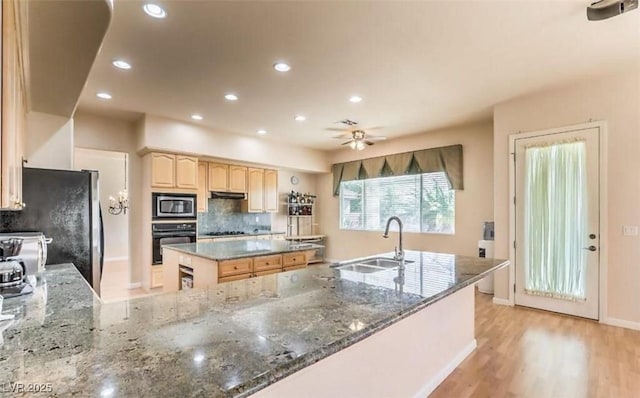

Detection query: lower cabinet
xmin=151 ymin=266 xmax=164 ymax=288
xmin=217 ymin=252 xmax=306 ymax=284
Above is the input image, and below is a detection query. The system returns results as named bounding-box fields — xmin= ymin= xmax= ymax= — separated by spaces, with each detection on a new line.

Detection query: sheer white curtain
xmin=524 ymin=140 xmax=588 ymax=301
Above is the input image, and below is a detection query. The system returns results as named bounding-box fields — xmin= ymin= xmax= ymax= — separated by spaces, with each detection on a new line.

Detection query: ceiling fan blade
xmin=367 ymin=136 xmax=387 ymax=141
xmin=341 ymin=140 xmax=354 ymax=146
xmin=364 ymin=141 xmax=375 ymax=146
xmin=332 ymin=134 xmax=352 ymax=139
xmin=362 ymin=126 xmax=384 ymax=131
xmin=326 ymin=127 xmax=353 ymax=132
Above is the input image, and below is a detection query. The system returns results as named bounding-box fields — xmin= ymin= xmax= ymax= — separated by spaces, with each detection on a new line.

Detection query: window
xmin=339 ymin=172 xmax=455 ymax=234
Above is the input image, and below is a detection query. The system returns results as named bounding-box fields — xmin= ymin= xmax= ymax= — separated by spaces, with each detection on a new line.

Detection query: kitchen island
xmin=0 ymin=252 xmax=507 ymax=397
xmin=162 ymin=239 xmax=324 ymax=291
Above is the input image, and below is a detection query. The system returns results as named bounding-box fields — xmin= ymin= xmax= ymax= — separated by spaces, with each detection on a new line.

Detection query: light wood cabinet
xmin=176 ymin=155 xmax=198 ymax=189
xmin=253 ymin=254 xmax=282 ymax=272
xmin=264 ymin=169 xmax=278 ymax=212
xmin=150 ymin=152 xmax=198 ymax=190
xmin=242 ymin=168 xmax=264 ymax=213
xmin=218 ymin=258 xmax=253 ymax=278
xmin=197 ymin=161 xmax=208 ymax=212
xmin=150 ymin=153 xmax=176 ymax=188
xmin=151 ymin=266 xmax=164 ymax=288
xmin=0 ymin=0 xmax=26 ymax=210
xmin=208 ymin=163 xmax=228 ymax=191
xmin=228 ymin=165 xmax=247 ymax=193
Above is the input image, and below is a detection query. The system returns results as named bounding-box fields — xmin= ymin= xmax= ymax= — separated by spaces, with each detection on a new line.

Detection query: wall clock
xmin=290 ymin=176 xmax=299 ymax=185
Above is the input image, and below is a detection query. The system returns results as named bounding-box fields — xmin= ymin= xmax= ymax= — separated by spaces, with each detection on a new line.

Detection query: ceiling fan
xmin=331 ymin=119 xmax=386 ymax=150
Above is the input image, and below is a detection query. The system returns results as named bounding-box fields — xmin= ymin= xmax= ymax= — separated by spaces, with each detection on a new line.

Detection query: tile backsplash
xmin=198 ymin=198 xmax=271 ymax=233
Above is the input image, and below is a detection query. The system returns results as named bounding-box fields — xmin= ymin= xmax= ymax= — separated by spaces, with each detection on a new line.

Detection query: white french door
xmin=514 ymin=127 xmax=600 ymax=320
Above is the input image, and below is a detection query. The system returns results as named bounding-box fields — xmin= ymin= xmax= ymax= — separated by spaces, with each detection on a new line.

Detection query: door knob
xmin=583 ymin=245 xmax=597 ymax=252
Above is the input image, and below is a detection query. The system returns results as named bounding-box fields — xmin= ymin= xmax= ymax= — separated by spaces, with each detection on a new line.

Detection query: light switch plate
xmin=622 ymin=226 xmax=638 ymax=236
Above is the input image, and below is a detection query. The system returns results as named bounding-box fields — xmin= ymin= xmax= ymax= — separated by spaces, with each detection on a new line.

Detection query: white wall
xmin=74 ymin=111 xmax=142 ymax=284
xmin=493 ymin=70 xmax=640 ymax=326
xmin=317 ymin=121 xmax=494 ymax=260
xmin=140 ymin=114 xmax=330 ymax=173
xmin=26 ymin=111 xmax=73 ymax=169
xmin=74 ymin=148 xmax=129 ymax=261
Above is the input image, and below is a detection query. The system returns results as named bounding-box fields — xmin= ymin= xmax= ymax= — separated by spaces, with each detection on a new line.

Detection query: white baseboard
xmin=104 ymin=256 xmax=129 ymax=263
xmin=128 ymin=282 xmax=142 ymax=290
xmin=413 ymin=339 xmax=477 ymax=398
xmin=602 ymin=317 xmax=640 ymax=331
xmin=492 ymin=297 xmax=513 ymax=306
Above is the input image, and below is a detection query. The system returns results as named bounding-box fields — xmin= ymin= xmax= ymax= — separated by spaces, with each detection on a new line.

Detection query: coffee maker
xmin=0 ymin=238 xmax=33 ymax=298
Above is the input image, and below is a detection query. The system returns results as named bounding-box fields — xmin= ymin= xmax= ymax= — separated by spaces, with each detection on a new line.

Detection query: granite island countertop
xmin=164 ymin=239 xmax=323 ymax=261
xmin=0 ymin=252 xmax=508 ymax=397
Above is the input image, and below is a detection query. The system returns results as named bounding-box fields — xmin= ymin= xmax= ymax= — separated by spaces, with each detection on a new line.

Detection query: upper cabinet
xmin=150 ymin=152 xmax=198 ymax=190
xmin=175 ymin=155 xmax=198 ymax=189
xmin=264 ymin=169 xmax=278 ymax=212
xmin=228 ymin=166 xmax=247 ymax=193
xmin=243 ymin=168 xmax=264 ymax=213
xmin=208 ymin=163 xmax=228 ymax=191
xmin=0 ymin=0 xmax=27 ymax=210
xmin=241 ymin=168 xmax=278 ymax=213
xmin=197 ymin=161 xmax=208 ymax=213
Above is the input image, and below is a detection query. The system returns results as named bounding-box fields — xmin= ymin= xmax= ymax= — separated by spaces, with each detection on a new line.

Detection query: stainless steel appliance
xmin=0 ymin=238 xmax=33 ymax=298
xmin=152 ymin=223 xmax=197 ymax=264
xmin=0 ymin=168 xmax=104 ymax=295
xmin=0 ymin=232 xmax=52 ymax=275
xmin=152 ymin=193 xmax=197 ymax=220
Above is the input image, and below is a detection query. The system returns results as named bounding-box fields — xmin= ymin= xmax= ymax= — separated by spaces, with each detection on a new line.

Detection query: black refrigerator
xmin=0 ymin=167 xmax=104 ymax=295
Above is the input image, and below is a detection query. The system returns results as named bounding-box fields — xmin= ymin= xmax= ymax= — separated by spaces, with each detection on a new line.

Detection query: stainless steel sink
xmin=358 ymin=258 xmax=413 ymax=268
xmin=333 ymin=257 xmax=414 ymax=273
xmin=335 ymin=264 xmax=386 ymax=274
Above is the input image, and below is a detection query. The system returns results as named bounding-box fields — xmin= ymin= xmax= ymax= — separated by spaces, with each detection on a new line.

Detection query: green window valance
xmin=332 ymin=144 xmax=463 ymax=196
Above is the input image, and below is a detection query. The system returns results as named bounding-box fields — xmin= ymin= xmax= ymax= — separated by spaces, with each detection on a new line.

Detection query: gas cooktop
xmin=204 ymin=231 xmax=246 ymax=236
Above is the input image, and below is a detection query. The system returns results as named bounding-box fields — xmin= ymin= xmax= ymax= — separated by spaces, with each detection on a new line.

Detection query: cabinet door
xmin=151 ymin=266 xmax=164 ymax=288
xmin=151 ymin=153 xmax=176 ymax=188
xmin=175 ymin=155 xmax=198 ymax=189
xmin=197 ymin=161 xmax=208 ymax=212
xmin=264 ymin=169 xmax=278 ymax=212
xmin=208 ymin=163 xmax=228 ymax=191
xmin=246 ymin=168 xmax=264 ymax=212
xmin=228 ymin=165 xmax=247 ymax=193
xmin=1 ymin=0 xmax=26 ymax=210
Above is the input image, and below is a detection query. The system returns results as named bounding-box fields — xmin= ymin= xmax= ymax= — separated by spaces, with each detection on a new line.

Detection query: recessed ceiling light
xmin=273 ymin=62 xmax=291 ymax=72
xmin=96 ymin=92 xmax=112 ymax=100
xmin=143 ymin=3 xmax=166 ymax=18
xmin=191 ymin=114 xmax=203 ymax=121
xmin=294 ymin=115 xmax=306 ymax=122
xmin=112 ymin=59 xmax=131 ymax=70
xmin=257 ymin=129 xmax=267 ymax=135
xmin=225 ymin=93 xmax=238 ymax=101
xmin=349 ymin=95 xmax=363 ymax=103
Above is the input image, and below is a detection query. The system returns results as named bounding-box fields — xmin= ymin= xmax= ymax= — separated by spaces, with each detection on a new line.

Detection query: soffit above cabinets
xmin=27 ymin=0 xmax=112 ymax=117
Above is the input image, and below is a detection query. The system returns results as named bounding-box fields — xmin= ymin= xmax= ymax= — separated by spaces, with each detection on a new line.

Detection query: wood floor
xmin=431 ymin=291 xmax=640 ymax=398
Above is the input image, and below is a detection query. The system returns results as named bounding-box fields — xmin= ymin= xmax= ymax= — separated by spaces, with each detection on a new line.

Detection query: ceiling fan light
xmin=356 ymin=141 xmax=366 ymax=150
xmin=349 ymin=141 xmax=357 ymax=150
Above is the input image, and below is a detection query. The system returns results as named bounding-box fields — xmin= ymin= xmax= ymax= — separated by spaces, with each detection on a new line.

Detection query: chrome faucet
xmin=383 ymin=216 xmax=404 ymax=261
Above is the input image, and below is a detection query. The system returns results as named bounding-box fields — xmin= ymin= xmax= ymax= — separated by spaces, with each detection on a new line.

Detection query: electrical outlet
xmin=255 ymin=216 xmax=259 ymax=222
xmin=623 ymin=226 xmax=638 ymax=236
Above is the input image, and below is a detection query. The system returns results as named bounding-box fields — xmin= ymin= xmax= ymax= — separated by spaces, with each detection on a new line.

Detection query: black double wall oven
xmin=152 ymin=193 xmax=197 ymax=265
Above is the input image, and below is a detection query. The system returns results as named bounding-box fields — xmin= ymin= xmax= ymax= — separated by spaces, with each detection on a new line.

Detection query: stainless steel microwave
xmin=152 ymin=193 xmax=197 ymax=220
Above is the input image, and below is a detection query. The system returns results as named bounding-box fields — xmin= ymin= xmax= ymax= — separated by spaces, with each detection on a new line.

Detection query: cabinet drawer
xmin=254 ymin=269 xmax=281 ymax=277
xmin=254 ymin=255 xmax=282 ymax=272
xmin=151 ymin=266 xmax=163 ymax=288
xmin=282 ymin=252 xmax=306 ymax=266
xmin=218 ymin=258 xmax=253 ymax=277
xmin=219 ymin=273 xmax=252 ymax=283
xmin=283 ymin=264 xmax=307 ymax=272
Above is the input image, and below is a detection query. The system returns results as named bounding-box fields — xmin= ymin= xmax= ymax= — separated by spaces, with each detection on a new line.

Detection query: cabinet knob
xmin=233 ymin=266 xmax=238 ymax=270
xmin=265 ymin=262 xmax=269 ymax=266
xmin=14 ymin=200 xmax=25 ymax=209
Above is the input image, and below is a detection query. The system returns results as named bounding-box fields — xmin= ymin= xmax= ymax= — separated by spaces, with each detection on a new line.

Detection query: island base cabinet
xmin=219 ymin=273 xmax=252 ymax=283
xmin=218 ymin=258 xmax=253 ymax=279
xmin=252 ymin=285 xmax=477 ymax=398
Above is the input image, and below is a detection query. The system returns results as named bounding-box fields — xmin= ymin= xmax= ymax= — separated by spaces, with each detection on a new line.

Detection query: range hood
xmin=210 ymin=191 xmax=246 ymax=199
